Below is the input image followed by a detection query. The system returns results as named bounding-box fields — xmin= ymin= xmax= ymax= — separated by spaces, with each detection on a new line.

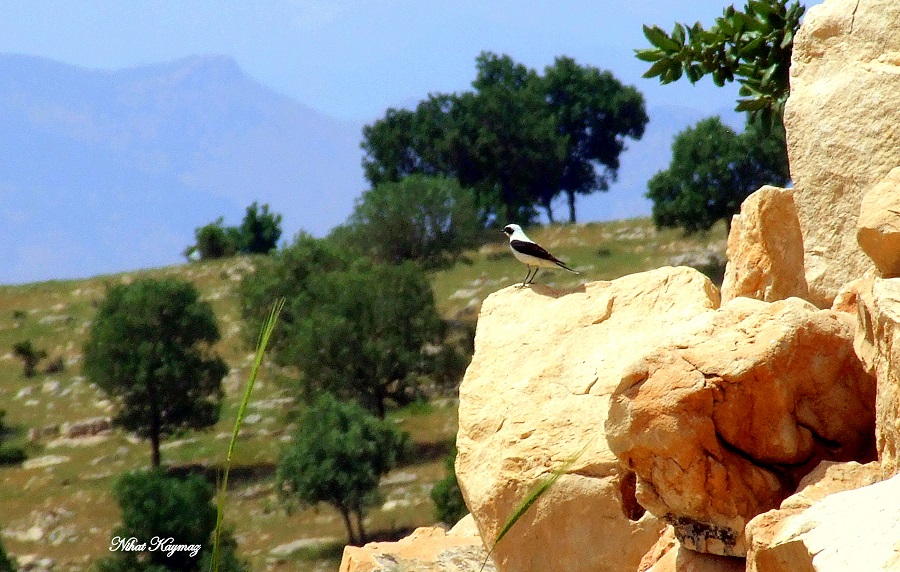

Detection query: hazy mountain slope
xmin=0 ymin=53 xmax=366 ymax=284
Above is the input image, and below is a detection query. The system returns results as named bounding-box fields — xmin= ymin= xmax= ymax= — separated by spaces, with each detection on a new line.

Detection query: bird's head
xmin=502 ymin=224 xmax=522 ymax=237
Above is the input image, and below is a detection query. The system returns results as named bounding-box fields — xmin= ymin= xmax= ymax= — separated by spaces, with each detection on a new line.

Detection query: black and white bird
xmin=501 ymin=224 xmax=578 ymax=287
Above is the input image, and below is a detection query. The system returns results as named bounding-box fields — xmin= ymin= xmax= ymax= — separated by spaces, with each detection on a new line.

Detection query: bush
xmin=12 ymin=340 xmax=46 ymax=378
xmin=97 ymin=470 xmax=247 ymax=572
xmin=431 ymin=445 xmax=467 ymax=525
xmin=0 ymin=538 xmax=15 ymax=572
xmin=0 ymin=447 xmax=27 ymax=466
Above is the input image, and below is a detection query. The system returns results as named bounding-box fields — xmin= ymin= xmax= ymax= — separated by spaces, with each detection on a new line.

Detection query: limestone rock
xmin=639 ymin=527 xmax=745 ymax=572
xmin=785 ymin=0 xmax=900 ymax=306
xmin=721 ymin=186 xmax=808 ymax=304
xmin=457 ymin=267 xmax=720 ymax=572
xmin=854 ymin=276 xmax=900 ymax=476
xmin=858 ymin=166 xmax=900 ymax=277
xmin=745 ymin=460 xmax=882 ymax=572
xmin=607 ymin=297 xmax=876 ymax=556
xmin=748 ymin=473 xmax=900 ymax=571
xmin=339 ymin=526 xmax=494 ymax=572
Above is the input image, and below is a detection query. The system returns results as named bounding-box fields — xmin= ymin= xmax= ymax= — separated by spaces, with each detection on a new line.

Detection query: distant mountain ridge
xmin=0 ymin=53 xmax=366 ymax=284
xmin=0 ymin=53 xmax=740 ymax=285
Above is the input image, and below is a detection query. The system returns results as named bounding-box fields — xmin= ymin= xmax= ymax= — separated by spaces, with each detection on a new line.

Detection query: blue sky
xmin=0 ymin=1 xmax=822 ymax=122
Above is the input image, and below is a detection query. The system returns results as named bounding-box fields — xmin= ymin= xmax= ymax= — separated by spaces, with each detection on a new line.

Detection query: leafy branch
xmin=637 ymin=0 xmax=805 ymax=125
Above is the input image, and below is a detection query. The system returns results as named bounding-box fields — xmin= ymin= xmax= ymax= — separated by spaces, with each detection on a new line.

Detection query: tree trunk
xmin=147 ymin=378 xmax=162 ymax=468
xmin=567 ymin=190 xmax=577 ymax=223
xmin=339 ymin=506 xmax=358 ymax=545
xmin=544 ymin=202 xmax=555 ymax=224
xmin=354 ymin=510 xmax=367 ymax=545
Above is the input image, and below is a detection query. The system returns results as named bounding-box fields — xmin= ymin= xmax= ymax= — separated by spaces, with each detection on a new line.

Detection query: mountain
xmin=0 ymin=53 xmax=366 ymax=284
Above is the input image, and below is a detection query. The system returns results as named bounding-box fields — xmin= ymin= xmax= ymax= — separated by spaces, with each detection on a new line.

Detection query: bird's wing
xmin=510 ymin=239 xmax=561 ymax=263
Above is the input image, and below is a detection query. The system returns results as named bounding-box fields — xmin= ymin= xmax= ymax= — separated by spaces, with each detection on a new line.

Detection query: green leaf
xmin=643 ymin=24 xmax=681 ymax=52
xmin=634 ymin=48 xmax=663 ymax=63
xmin=643 ymin=58 xmax=673 ymax=80
xmin=672 ymin=23 xmax=686 ymax=46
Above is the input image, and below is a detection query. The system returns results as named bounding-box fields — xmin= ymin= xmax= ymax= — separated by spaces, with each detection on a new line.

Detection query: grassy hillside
xmin=0 ymin=218 xmax=725 ymax=571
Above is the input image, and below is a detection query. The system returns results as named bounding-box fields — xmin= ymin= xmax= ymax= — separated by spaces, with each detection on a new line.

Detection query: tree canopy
xmin=276 ymin=393 xmax=408 ymax=545
xmin=647 ymin=116 xmax=790 ymax=233
xmin=362 ymin=52 xmax=647 ymax=224
xmin=83 ymin=278 xmax=227 ymax=467
xmin=185 ymin=202 xmax=283 ymax=260
xmin=637 ymin=0 xmax=805 ymax=126
xmin=332 ymin=175 xmax=482 ymax=269
xmin=239 ymin=235 xmax=448 ymax=417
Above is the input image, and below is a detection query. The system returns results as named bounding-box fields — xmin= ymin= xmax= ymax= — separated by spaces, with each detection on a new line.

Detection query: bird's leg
xmin=519 ymin=266 xmax=532 ymax=288
xmin=527 ymin=268 xmax=540 ymax=286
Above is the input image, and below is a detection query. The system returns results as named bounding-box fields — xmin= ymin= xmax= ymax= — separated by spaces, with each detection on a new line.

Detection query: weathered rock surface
xmin=338 ymin=525 xmax=495 ymax=572
xmin=721 ymin=186 xmax=808 ymax=304
xmin=607 ymin=297 xmax=876 ymax=556
xmin=639 ymin=527 xmax=745 ymax=572
xmin=854 ymin=276 xmax=900 ymax=477
xmin=457 ymin=267 xmax=720 ymax=572
xmin=745 ymin=460 xmax=882 ymax=572
xmin=785 ymin=0 xmax=900 ymax=306
xmin=747 ymin=472 xmax=900 ymax=571
xmin=858 ymin=166 xmax=900 ymax=278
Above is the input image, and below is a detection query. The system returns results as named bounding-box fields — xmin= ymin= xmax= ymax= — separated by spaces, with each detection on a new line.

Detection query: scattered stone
xmin=22 ymin=455 xmax=70 ymax=470
xmin=270 ymin=537 xmax=337 ymax=557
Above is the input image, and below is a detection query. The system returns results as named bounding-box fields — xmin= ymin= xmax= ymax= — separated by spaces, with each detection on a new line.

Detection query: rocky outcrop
xmin=720 ymin=186 xmax=807 ymax=304
xmin=456 ymin=267 xmax=719 ymax=572
xmin=747 ymin=472 xmax=900 ymax=571
xmin=854 ymin=276 xmax=900 ymax=477
xmin=858 ymin=166 xmax=900 ymax=278
xmin=639 ymin=527 xmax=745 ymax=572
xmin=606 ymin=297 xmax=876 ymax=556
xmin=745 ymin=460 xmax=882 ymax=571
xmin=338 ymin=522 xmax=495 ymax=572
xmin=785 ymin=0 xmax=900 ymax=307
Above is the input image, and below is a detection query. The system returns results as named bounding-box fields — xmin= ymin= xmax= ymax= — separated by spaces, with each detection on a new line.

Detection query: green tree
xmin=637 ymin=0 xmax=805 ymax=126
xmin=83 ymin=278 xmax=228 ymax=467
xmin=186 ymin=217 xmax=242 ymax=260
xmin=431 ymin=445 xmax=467 ymax=525
xmin=647 ymin=116 xmax=790 ymax=233
xmin=362 ymin=51 xmax=646 ymax=224
xmin=541 ymin=56 xmax=648 ymax=222
xmin=290 ymin=261 xmax=444 ymax=417
xmin=335 ymin=175 xmax=482 ymax=269
xmin=239 ymin=201 xmax=282 ymax=254
xmin=0 ymin=539 xmax=14 ymax=572
xmin=12 ymin=340 xmax=46 ymax=378
xmin=240 ymin=236 xmax=447 ymax=417
xmin=97 ymin=470 xmax=247 ymax=572
xmin=276 ymin=393 xmax=408 ymax=546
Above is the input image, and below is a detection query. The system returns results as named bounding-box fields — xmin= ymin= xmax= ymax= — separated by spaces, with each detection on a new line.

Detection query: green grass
xmin=0 ymin=218 xmax=725 ymax=572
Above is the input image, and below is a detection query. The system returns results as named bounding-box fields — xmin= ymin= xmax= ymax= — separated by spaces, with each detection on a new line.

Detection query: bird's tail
xmin=556 ymin=261 xmax=579 ymax=274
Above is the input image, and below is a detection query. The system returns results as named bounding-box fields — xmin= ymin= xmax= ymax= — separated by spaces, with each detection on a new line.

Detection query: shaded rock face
xmin=607 ymin=297 xmax=876 ymax=556
xmin=858 ymin=166 xmax=900 ymax=278
xmin=854 ymin=276 xmax=900 ymax=477
xmin=456 ymin=267 xmax=719 ymax=572
xmin=785 ymin=0 xmax=900 ymax=307
xmin=747 ymin=472 xmax=900 ymax=572
xmin=639 ymin=526 xmax=746 ymax=572
xmin=745 ymin=460 xmax=882 ymax=572
xmin=721 ymin=185 xmax=808 ymax=304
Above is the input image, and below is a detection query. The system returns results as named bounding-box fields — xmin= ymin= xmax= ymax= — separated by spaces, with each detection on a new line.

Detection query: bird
xmin=501 ymin=224 xmax=578 ymax=287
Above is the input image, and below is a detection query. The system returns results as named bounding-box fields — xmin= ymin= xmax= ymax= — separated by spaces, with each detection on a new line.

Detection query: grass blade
xmin=479 ymin=441 xmax=591 ymax=572
xmin=211 ymin=297 xmax=285 ymax=572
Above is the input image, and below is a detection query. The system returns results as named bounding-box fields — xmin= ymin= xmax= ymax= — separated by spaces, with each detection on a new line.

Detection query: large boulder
xmin=854 ymin=276 xmax=900 ymax=477
xmin=858 ymin=166 xmax=900 ymax=278
xmin=721 ymin=185 xmax=808 ymax=304
xmin=607 ymin=297 xmax=876 ymax=556
xmin=785 ymin=0 xmax=900 ymax=306
xmin=745 ymin=460 xmax=882 ymax=572
xmin=746 ymin=472 xmax=900 ymax=572
xmin=339 ymin=522 xmax=494 ymax=572
xmin=456 ymin=267 xmax=720 ymax=572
